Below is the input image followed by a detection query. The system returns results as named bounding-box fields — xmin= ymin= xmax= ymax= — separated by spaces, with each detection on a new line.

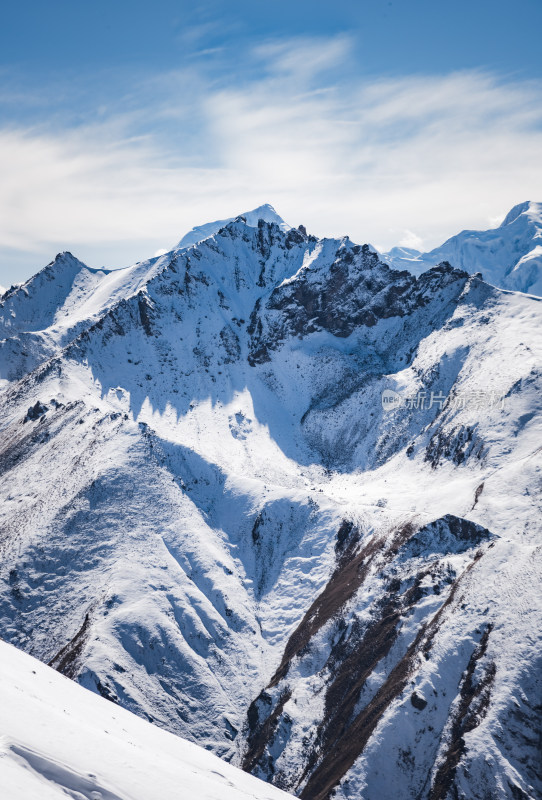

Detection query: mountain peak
xmin=176 ymin=204 xmax=290 ymax=250
xmin=241 ymin=203 xmax=284 ymax=223
xmin=246 ymin=202 xmax=278 ymax=216
xmin=48 ymin=251 xmax=86 ymax=268
xmin=500 ymin=201 xmax=540 ymax=227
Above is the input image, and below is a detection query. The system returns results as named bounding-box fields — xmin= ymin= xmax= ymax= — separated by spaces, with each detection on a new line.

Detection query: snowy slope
xmin=0 ymin=209 xmax=541 ymax=800
xmin=0 ymin=638 xmax=292 ymax=800
xmin=383 ymin=200 xmax=542 ymax=296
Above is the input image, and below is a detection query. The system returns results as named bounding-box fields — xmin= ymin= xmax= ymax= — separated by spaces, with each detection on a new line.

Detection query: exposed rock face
xmin=242 ymin=516 xmax=495 ymax=799
xmin=249 ymin=245 xmax=468 ymax=364
xmin=0 ymin=213 xmax=541 ymax=800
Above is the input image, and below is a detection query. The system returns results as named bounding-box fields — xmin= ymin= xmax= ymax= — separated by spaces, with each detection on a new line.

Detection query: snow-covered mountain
xmin=0 ymin=638 xmax=292 ymax=800
xmin=384 ymin=200 xmax=542 ymax=295
xmin=0 ymin=208 xmax=541 ymax=800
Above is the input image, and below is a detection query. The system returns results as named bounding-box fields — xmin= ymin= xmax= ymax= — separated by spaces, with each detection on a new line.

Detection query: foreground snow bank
xmin=0 ymin=639 xmax=291 ymax=800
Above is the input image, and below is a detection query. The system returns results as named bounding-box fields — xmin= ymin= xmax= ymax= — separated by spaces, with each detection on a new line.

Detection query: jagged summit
xmin=175 ymin=203 xmax=291 ymax=250
xmin=47 ymin=251 xmax=88 ymax=268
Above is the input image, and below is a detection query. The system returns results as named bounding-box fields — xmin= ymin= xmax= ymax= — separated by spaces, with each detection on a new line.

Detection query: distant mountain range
xmin=383 ymin=200 xmax=542 ymax=295
xmin=0 ymin=204 xmax=540 ymax=800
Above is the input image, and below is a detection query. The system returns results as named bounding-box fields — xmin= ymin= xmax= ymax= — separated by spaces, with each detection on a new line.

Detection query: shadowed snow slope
xmin=384 ymin=200 xmax=542 ymax=296
xmin=0 ymin=639 xmax=292 ymax=800
xmin=0 ymin=209 xmax=541 ymax=800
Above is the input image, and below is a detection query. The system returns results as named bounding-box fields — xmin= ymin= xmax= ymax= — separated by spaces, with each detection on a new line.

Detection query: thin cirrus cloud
xmin=1 ymin=35 xmax=541 ymax=283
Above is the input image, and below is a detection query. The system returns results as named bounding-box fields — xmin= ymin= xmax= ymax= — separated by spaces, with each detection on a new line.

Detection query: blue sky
xmin=1 ymin=0 xmax=542 ymax=284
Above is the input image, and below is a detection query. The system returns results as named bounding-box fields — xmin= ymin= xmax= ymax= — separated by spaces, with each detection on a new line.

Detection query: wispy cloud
xmin=1 ymin=35 xmax=541 ymax=280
